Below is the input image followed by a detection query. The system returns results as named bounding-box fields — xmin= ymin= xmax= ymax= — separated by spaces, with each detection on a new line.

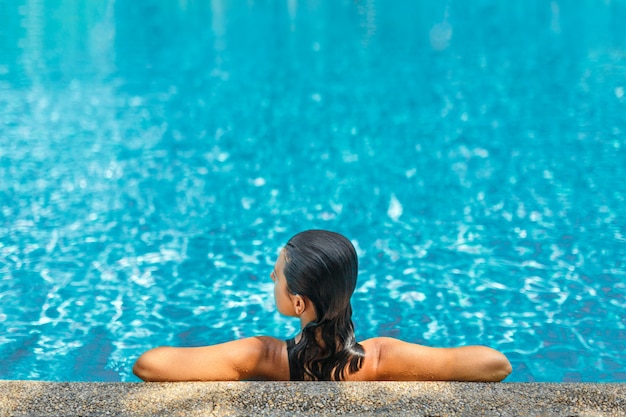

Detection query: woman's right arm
xmin=373 ymin=337 xmax=512 ymax=382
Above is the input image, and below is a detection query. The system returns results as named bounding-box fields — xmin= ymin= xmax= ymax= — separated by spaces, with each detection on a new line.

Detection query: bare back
xmin=133 ymin=336 xmax=511 ymax=382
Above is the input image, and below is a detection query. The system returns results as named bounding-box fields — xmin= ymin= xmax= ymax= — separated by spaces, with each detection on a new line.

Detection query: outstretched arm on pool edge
xmin=370 ymin=337 xmax=512 ymax=382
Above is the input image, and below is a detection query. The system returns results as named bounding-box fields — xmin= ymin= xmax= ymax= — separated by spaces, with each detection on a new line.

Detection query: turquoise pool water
xmin=1 ymin=0 xmax=625 ymax=382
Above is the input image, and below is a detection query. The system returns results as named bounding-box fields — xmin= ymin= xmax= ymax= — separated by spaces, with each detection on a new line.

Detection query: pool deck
xmin=1 ymin=381 xmax=625 ymax=416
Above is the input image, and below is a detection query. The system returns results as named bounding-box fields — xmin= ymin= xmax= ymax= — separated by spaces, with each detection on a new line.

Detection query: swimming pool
xmin=1 ymin=0 xmax=625 ymax=382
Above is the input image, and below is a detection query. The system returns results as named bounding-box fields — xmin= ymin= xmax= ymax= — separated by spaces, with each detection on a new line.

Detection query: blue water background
xmin=1 ymin=0 xmax=625 ymax=382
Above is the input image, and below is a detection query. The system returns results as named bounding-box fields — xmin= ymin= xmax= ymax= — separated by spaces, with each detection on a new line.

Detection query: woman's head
xmin=276 ymin=230 xmax=365 ymax=381
xmin=281 ymin=229 xmax=358 ymax=323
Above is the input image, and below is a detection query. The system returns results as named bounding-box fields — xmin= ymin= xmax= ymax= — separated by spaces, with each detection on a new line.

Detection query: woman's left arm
xmin=132 ymin=336 xmax=288 ymax=381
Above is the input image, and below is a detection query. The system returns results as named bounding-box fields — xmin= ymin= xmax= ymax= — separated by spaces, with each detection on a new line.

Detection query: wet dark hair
xmin=283 ymin=229 xmax=365 ymax=381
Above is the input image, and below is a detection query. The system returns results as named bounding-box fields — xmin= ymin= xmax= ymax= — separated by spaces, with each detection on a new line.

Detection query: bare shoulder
xmin=133 ymin=336 xmax=289 ymax=381
xmin=358 ymin=337 xmax=512 ymax=382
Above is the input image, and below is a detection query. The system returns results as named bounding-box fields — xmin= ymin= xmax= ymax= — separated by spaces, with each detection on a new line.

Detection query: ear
xmin=293 ymin=295 xmax=307 ymax=316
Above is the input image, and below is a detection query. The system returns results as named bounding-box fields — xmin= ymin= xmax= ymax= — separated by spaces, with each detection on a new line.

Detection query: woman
xmin=133 ymin=230 xmax=512 ymax=382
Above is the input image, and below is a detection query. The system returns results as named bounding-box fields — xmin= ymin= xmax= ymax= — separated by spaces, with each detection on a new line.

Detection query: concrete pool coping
xmin=1 ymin=381 xmax=625 ymax=417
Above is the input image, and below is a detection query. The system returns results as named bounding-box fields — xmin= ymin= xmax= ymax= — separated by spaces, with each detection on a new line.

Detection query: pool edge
xmin=1 ymin=380 xmax=625 ymax=416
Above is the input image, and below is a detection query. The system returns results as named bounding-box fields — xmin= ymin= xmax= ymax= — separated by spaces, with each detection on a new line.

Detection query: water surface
xmin=1 ymin=0 xmax=625 ymax=382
